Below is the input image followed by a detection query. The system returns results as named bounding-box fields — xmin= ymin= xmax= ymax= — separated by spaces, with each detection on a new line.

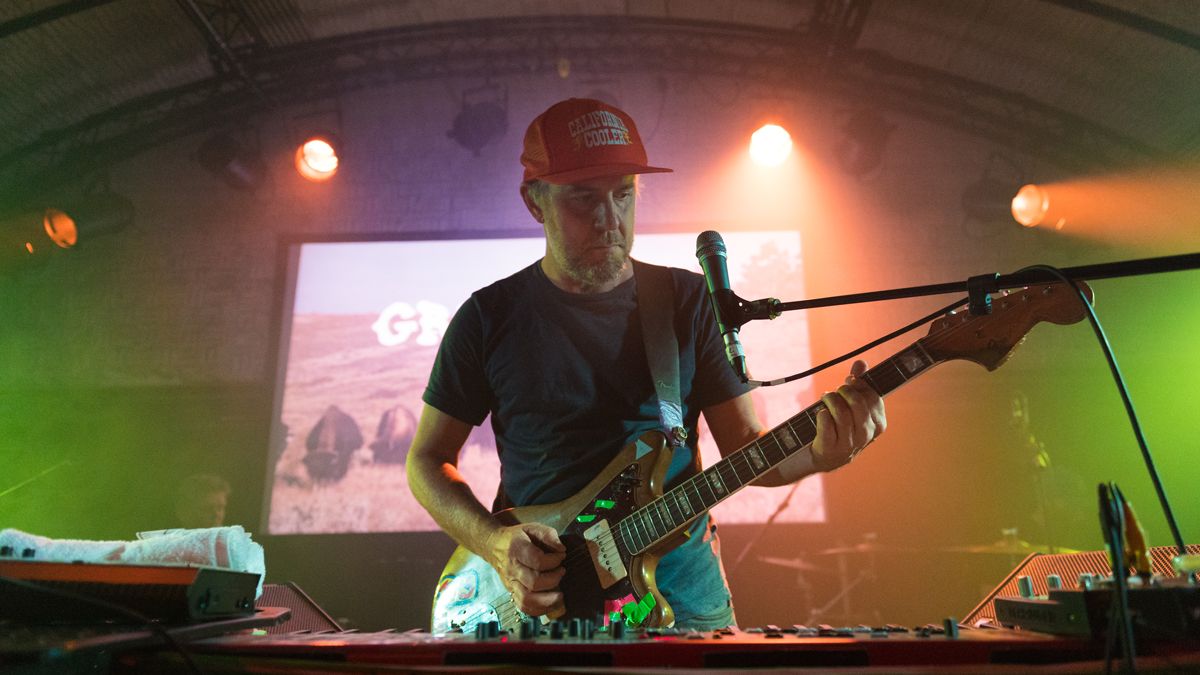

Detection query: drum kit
xmin=757 ymin=531 xmax=1077 ymax=624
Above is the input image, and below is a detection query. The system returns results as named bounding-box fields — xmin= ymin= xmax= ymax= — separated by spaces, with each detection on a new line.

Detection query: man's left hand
xmin=812 ymin=359 xmax=886 ymax=471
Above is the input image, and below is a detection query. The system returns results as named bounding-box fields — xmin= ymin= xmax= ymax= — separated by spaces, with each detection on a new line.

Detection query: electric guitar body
xmin=433 ymin=431 xmax=691 ymax=633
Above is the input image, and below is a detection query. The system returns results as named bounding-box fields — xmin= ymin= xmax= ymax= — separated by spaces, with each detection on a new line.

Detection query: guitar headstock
xmin=921 ymin=281 xmax=1092 ymax=371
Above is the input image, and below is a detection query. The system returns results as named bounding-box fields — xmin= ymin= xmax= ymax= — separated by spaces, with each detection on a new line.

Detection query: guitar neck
xmin=617 ymin=339 xmax=941 ymax=555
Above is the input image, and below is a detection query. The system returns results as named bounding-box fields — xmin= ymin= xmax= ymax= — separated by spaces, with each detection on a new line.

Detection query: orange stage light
xmin=295 ymin=137 xmax=339 ymax=182
xmin=749 ymin=124 xmax=793 ymax=167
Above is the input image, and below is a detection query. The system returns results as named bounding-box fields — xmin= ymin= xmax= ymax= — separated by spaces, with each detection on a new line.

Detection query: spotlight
xmin=197 ymin=133 xmax=266 ymax=191
xmin=749 ymin=124 xmax=793 ymax=167
xmin=1 ymin=192 xmax=133 ymax=269
xmin=834 ymin=109 xmax=894 ymax=176
xmin=1011 ymin=184 xmax=1051 ymax=228
xmin=295 ymin=135 xmax=339 ymax=182
xmin=447 ymin=84 xmax=508 ymax=156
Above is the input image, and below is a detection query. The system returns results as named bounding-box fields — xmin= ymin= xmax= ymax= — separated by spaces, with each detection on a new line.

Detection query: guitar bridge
xmin=583 ymin=519 xmax=628 ymax=589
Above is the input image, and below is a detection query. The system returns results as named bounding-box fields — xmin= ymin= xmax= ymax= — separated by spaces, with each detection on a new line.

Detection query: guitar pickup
xmin=583 ymin=519 xmax=628 ymax=588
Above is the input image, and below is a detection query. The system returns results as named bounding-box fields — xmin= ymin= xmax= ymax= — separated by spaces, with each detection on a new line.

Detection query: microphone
xmin=695 ymin=231 xmax=749 ymax=382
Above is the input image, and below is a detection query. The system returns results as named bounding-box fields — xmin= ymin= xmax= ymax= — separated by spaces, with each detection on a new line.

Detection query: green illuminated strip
xmin=594 ymin=499 xmax=615 ymax=509
xmin=576 ymin=514 xmax=596 ymax=523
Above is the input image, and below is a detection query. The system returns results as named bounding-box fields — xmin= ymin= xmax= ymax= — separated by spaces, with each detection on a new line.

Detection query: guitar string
xmin=447 ymin=309 xmax=991 ymax=628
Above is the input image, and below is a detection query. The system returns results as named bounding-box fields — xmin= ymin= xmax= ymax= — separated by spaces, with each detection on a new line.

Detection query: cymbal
xmin=817 ymin=542 xmax=918 ymax=555
xmin=940 ymin=539 xmax=1078 ymax=555
xmin=757 ymin=555 xmax=821 ymax=572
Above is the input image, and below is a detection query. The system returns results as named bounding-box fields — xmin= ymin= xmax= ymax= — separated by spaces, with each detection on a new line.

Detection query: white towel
xmin=0 ymin=526 xmax=266 ymax=597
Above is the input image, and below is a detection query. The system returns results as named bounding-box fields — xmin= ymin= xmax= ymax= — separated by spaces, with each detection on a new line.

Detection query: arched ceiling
xmin=2 ymin=0 xmax=1198 ymax=206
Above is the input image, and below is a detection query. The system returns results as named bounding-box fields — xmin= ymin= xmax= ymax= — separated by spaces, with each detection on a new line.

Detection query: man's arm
xmin=406 ymin=404 xmax=566 ymax=617
xmin=701 ymin=360 xmax=886 ymax=487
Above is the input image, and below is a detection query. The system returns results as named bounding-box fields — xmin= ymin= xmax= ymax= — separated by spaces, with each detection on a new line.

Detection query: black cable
xmin=0 ymin=574 xmax=204 ymax=674
xmin=1099 ymin=483 xmax=1137 ymax=674
xmin=749 ymin=297 xmax=968 ymax=387
xmin=1018 ymin=264 xmax=1186 ymax=556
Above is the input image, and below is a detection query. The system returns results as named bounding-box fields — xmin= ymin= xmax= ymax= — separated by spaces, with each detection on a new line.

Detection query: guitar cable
xmin=747 ymin=297 xmax=967 ymax=388
xmin=1018 ymin=264 xmax=1186 ymax=558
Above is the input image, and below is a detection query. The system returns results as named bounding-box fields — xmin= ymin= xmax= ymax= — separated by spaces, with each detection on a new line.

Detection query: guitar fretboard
xmin=615 ymin=341 xmax=938 ymax=555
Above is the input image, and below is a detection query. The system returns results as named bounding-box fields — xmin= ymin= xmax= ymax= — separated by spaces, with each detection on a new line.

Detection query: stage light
xmin=197 ymin=133 xmax=266 ymax=191
xmin=1011 ymin=184 xmax=1051 ymax=228
xmin=42 ymin=208 xmax=78 ymax=248
xmin=447 ymin=85 xmax=508 ymax=156
xmin=295 ymin=136 xmax=339 ymax=182
xmin=2 ymin=192 xmax=133 ymax=269
xmin=749 ymin=124 xmax=793 ymax=167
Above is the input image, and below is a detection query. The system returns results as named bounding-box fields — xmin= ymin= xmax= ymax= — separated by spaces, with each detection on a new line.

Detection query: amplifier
xmin=964 ymin=544 xmax=1200 ymax=630
xmin=0 ymin=559 xmax=260 ymax=623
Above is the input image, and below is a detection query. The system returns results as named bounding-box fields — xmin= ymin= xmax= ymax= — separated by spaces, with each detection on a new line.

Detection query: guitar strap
xmin=632 ymin=260 xmax=688 ymax=448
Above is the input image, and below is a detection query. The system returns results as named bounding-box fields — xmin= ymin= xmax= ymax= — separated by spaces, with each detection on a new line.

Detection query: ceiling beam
xmin=0 ymin=15 xmax=1167 ymax=207
xmin=0 ymin=0 xmax=123 ymax=39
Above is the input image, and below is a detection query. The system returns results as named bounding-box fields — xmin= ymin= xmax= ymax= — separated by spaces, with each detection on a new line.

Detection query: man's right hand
xmin=484 ymin=522 xmax=567 ymax=618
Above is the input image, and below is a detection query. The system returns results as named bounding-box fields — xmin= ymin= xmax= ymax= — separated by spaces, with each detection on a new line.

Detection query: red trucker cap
xmin=520 ymin=98 xmax=673 ymax=184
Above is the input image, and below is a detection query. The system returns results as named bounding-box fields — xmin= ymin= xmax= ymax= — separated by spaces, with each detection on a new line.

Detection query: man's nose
xmin=595 ymin=197 xmax=621 ymax=231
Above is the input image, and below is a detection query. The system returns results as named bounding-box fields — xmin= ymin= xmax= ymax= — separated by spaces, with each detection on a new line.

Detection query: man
xmin=407 ymin=98 xmax=885 ymax=630
xmin=174 ymin=473 xmax=230 ymax=529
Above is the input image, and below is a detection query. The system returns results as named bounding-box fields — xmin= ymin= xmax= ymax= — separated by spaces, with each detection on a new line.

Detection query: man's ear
xmin=520 ymin=183 xmax=545 ymax=223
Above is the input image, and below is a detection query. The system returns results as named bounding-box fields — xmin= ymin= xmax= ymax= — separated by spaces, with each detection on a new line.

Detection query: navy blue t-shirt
xmin=423 ymin=259 xmax=751 ymax=625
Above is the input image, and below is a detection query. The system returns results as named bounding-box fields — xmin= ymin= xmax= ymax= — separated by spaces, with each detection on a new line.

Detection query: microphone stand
xmin=719 ymin=250 xmax=1200 ymax=559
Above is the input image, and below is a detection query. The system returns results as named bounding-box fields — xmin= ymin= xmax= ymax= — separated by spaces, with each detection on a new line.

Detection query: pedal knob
xmin=1046 ymin=574 xmax=1063 ymax=590
xmin=611 ymin=620 xmax=626 ymax=639
xmin=1017 ymin=575 xmax=1035 ymax=598
xmin=486 ymin=620 xmax=501 ymax=639
xmin=569 ymin=618 xmax=581 ymax=637
xmin=550 ymin=620 xmax=565 ymax=640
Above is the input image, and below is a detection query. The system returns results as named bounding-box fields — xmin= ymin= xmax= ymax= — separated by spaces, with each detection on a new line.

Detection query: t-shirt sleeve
xmin=681 ymin=271 xmax=753 ymax=410
xmin=422 ymin=295 xmax=494 ymax=426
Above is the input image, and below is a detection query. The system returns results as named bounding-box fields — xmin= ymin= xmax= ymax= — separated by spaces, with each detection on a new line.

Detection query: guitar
xmin=430 ymin=281 xmax=1092 ymax=633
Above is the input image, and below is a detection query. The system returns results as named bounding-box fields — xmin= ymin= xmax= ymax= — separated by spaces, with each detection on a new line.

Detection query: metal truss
xmin=0 ymin=15 xmax=1169 ymax=206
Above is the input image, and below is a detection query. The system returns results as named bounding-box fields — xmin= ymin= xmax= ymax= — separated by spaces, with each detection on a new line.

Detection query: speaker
xmin=964 ymin=544 xmax=1200 ymax=627
xmin=255 ymin=582 xmax=343 ymax=634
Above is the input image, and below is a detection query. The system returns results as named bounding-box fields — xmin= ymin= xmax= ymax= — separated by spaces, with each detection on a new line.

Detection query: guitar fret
xmin=641 ymin=510 xmax=661 ymax=544
xmin=652 ymin=497 xmax=672 ymax=533
xmin=656 ymin=499 xmax=675 ymax=532
xmin=698 ymin=471 xmax=719 ymax=505
xmin=731 ymin=450 xmax=757 ymax=484
xmin=747 ymin=442 xmax=768 ymax=472
xmin=717 ymin=459 xmax=743 ymax=491
xmin=756 ymin=432 xmax=782 ymax=465
xmin=674 ymin=489 xmax=693 ymax=518
xmin=706 ymin=468 xmax=728 ymax=499
xmin=685 ymin=480 xmax=706 ymax=513
xmin=631 ymin=515 xmax=649 ymax=551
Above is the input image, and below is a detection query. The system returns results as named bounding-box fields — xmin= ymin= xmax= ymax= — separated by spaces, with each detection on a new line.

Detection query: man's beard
xmin=553 ymin=230 xmax=631 ymax=290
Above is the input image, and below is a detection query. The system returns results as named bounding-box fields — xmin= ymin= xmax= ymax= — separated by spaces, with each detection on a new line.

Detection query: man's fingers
xmin=514 ymin=588 xmax=564 ymax=617
xmin=524 ymin=523 xmax=566 ymax=553
xmin=821 ymin=390 xmax=855 ymax=451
